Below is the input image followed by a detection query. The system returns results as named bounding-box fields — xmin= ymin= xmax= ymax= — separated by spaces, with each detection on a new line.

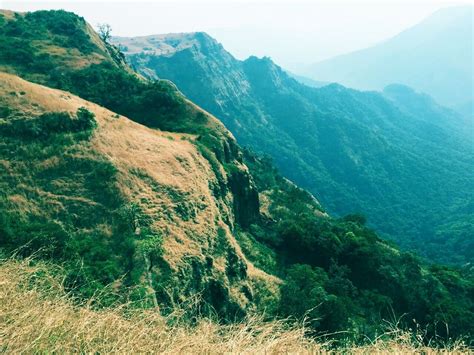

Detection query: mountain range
xmin=0 ymin=8 xmax=473 ymax=345
xmin=303 ymin=6 xmax=473 ymax=115
xmin=113 ymin=30 xmax=473 ymax=265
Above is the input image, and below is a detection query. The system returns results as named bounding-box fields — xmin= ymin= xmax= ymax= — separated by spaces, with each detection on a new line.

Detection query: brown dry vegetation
xmin=0 ymin=258 xmax=470 ymax=354
xmin=0 ymin=72 xmax=235 ymax=260
xmin=0 ymin=71 xmax=276 ymax=312
xmin=111 ymin=32 xmax=210 ymax=56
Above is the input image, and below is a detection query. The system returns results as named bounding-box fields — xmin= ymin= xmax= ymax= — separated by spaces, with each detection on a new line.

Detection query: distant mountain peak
xmin=383 ymin=83 xmax=417 ymax=95
xmin=305 ymin=5 xmax=473 ymax=110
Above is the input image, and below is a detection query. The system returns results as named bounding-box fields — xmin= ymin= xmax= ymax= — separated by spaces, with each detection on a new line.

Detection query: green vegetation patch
xmin=243 ymin=150 xmax=474 ymax=343
xmin=0 ymin=107 xmax=161 ymax=304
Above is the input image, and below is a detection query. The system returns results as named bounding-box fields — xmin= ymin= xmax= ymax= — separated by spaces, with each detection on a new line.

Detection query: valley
xmin=114 ymin=32 xmax=473 ymax=265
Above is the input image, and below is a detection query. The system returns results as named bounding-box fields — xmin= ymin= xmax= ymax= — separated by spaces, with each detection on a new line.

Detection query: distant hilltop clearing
xmin=113 ymin=32 xmax=215 ymax=56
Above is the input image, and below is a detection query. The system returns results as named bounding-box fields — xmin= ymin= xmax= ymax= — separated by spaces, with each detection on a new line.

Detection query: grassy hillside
xmin=0 ymin=71 xmax=277 ymax=315
xmin=117 ymin=32 xmax=474 ymax=265
xmin=0 ymin=9 xmax=473 ymax=347
xmin=1 ymin=258 xmax=471 ymax=353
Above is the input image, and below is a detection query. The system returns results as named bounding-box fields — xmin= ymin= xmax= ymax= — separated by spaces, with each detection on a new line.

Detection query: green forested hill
xmin=1 ymin=9 xmax=473 ymax=344
xmin=116 ymin=33 xmax=474 ymax=265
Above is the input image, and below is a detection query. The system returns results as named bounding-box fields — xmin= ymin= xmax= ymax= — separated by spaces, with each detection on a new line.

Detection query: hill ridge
xmin=304 ymin=5 xmax=473 ymax=110
xmin=115 ymin=30 xmax=474 ymax=265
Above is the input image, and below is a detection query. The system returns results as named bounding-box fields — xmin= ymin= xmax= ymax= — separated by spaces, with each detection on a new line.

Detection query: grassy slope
xmin=1 ymin=258 xmax=470 ymax=353
xmin=0 ymin=72 xmax=277 ymax=312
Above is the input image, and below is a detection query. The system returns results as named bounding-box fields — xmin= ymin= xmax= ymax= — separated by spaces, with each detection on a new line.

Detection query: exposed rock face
xmin=228 ymin=166 xmax=260 ymax=228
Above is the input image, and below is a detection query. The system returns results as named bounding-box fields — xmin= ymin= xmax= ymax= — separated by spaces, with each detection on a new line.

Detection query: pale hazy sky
xmin=2 ymin=0 xmax=473 ymax=70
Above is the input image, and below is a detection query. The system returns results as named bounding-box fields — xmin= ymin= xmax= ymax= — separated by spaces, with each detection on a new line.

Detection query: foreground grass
xmin=0 ymin=258 xmax=470 ymax=354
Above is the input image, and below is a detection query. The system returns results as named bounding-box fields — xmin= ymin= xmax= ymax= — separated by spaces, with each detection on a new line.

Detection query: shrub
xmin=0 ymin=107 xmax=96 ymax=139
xmin=76 ymin=106 xmax=97 ymax=131
xmin=342 ymin=213 xmax=367 ymax=225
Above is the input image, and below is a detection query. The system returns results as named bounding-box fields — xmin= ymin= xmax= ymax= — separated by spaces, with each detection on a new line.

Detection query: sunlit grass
xmin=0 ymin=257 xmax=470 ymax=354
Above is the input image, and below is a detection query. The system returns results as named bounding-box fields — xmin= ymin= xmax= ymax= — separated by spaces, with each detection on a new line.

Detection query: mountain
xmin=1 ymin=9 xmax=473 ymax=344
xmin=304 ymin=6 xmax=473 ymax=112
xmin=0 ymin=10 xmax=277 ymax=316
xmin=287 ymin=72 xmax=329 ymax=88
xmin=113 ymin=32 xmax=474 ymax=265
xmin=0 ymin=71 xmax=268 ymax=310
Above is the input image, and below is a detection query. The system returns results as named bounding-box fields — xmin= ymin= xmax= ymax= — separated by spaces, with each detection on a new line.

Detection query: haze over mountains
xmin=113 ymin=29 xmax=473 ymax=265
xmin=303 ymin=6 xmax=473 ymax=115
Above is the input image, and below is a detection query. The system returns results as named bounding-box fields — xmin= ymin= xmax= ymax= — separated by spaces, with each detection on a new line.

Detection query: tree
xmin=343 ymin=213 xmax=367 ymax=225
xmin=280 ymin=264 xmax=328 ymax=323
xmin=97 ymin=23 xmax=112 ymax=42
xmin=76 ymin=106 xmax=97 ymax=131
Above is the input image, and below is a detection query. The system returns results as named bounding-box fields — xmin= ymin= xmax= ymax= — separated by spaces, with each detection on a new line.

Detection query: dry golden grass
xmin=0 ymin=71 xmax=278 ymax=313
xmin=0 ymin=258 xmax=471 ymax=354
xmin=0 ymin=258 xmax=318 ymax=354
xmin=0 ymin=72 xmax=227 ymax=260
xmin=0 ymin=72 xmax=232 ymax=264
xmin=0 ymin=9 xmax=16 ymax=19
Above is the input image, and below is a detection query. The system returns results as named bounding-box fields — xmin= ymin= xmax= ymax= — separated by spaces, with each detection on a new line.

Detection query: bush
xmin=76 ymin=106 xmax=97 ymax=131
xmin=0 ymin=107 xmax=96 ymax=139
xmin=342 ymin=213 xmax=367 ymax=225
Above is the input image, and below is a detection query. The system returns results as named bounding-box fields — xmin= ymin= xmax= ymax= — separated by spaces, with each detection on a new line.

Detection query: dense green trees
xmin=124 ymin=33 xmax=474 ymax=265
xmin=0 ymin=10 xmax=95 ymax=74
xmin=0 ymin=108 xmax=96 ymax=138
xmin=51 ymin=62 xmax=194 ymax=131
xmin=244 ymin=151 xmax=474 ymax=342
